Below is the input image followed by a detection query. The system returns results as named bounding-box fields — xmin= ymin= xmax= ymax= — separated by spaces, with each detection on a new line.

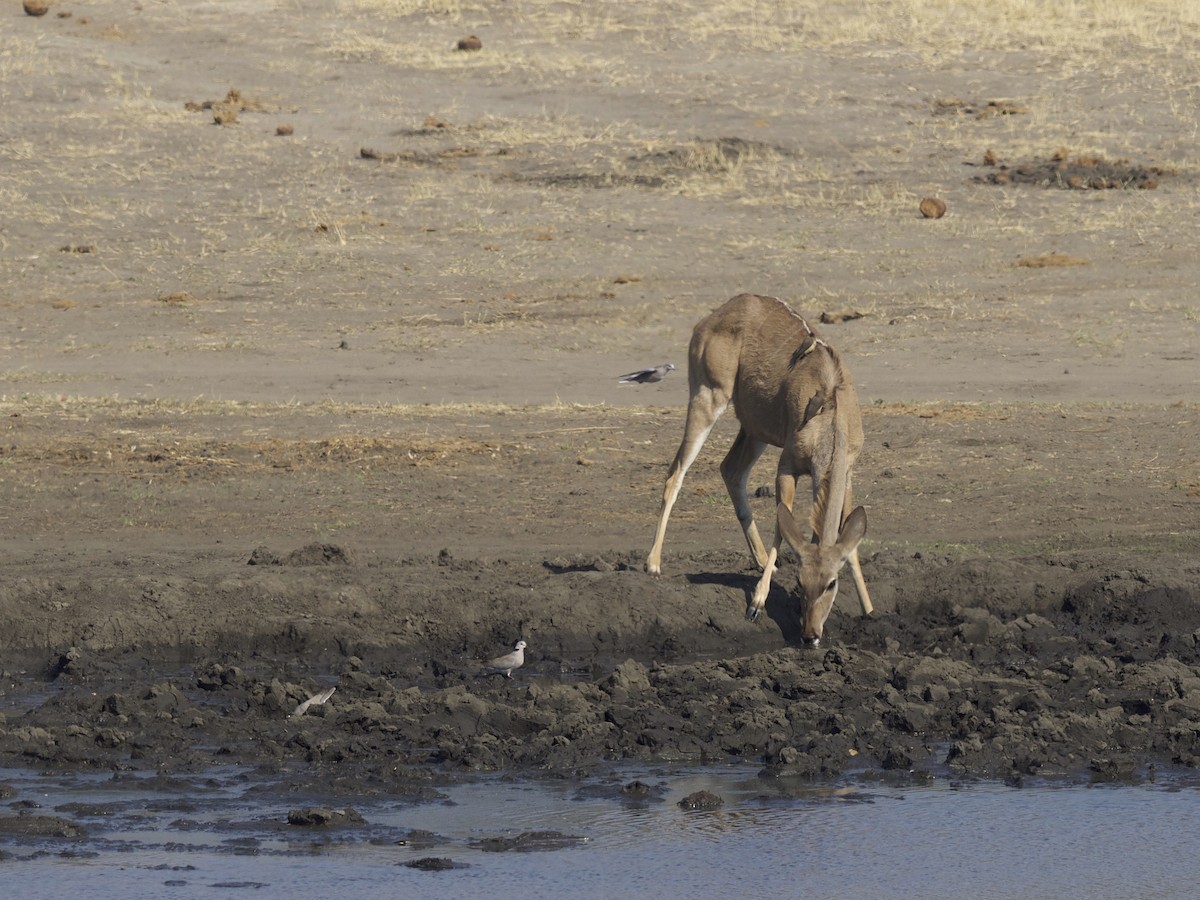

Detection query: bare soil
xmin=1 ymin=1 xmax=1198 ymax=804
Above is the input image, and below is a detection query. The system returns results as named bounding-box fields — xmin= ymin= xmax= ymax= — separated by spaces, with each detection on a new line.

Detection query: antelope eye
xmin=826 ymin=579 xmax=837 ymax=593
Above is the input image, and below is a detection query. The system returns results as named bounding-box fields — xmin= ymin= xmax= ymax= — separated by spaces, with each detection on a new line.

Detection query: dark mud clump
xmin=0 ymin=814 xmax=86 ymax=838
xmin=287 ymin=807 xmax=366 ymax=827
xmin=678 ymin=790 xmax=724 ymax=810
xmin=474 ymin=831 xmax=587 ymax=852
xmin=404 ymin=856 xmax=469 ymax=870
xmin=974 ymin=147 xmax=1173 ymax=189
xmin=248 ymin=542 xmax=357 ymax=566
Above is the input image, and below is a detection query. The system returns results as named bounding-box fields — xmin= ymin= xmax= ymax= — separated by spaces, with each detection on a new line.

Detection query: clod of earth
xmin=919 ymin=197 xmax=947 ymax=218
xmin=457 ymin=35 xmax=482 ymax=51
xmin=23 ymin=0 xmax=51 ymax=16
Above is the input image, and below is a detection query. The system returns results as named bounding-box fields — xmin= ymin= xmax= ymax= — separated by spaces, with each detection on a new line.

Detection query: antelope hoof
xmin=746 ymin=605 xmax=761 ymax=623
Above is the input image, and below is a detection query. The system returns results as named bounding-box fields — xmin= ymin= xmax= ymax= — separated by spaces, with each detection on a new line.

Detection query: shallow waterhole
xmin=1 ymin=763 xmax=1199 ymax=898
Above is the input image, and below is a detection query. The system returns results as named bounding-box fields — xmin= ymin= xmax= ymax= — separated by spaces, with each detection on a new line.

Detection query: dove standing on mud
xmin=290 ymin=686 xmax=336 ymax=718
xmin=481 ymin=640 xmax=526 ymax=679
xmin=617 ymin=363 xmax=675 ymax=384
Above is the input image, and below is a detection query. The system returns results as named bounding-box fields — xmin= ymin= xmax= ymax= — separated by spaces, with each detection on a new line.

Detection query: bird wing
xmin=617 ymin=368 xmax=652 ymax=383
xmin=290 ymin=686 xmax=337 ymax=717
xmin=312 ymin=686 xmax=336 ymax=705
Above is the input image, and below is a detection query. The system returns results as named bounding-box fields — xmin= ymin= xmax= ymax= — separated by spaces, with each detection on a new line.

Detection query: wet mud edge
xmin=2 ymin=545 xmax=1199 ymax=794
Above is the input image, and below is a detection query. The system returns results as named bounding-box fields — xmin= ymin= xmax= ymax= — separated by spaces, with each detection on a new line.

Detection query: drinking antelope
xmin=645 ymin=293 xmax=872 ymax=645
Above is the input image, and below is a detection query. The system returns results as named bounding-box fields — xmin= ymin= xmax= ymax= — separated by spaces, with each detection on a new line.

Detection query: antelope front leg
xmin=747 ymin=472 xmax=797 ymax=622
xmin=849 ymin=547 xmax=873 ymax=616
xmin=747 ymin=548 xmax=778 ymax=622
xmin=839 ymin=472 xmax=873 ymax=616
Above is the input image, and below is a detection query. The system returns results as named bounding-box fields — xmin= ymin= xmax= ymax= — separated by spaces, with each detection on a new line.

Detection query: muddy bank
xmin=2 ymin=543 xmax=1199 ymax=789
xmin=0 ymin=400 xmax=1198 ymax=791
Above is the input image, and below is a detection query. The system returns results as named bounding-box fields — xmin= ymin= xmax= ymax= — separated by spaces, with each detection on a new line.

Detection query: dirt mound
xmin=974 ymin=148 xmax=1173 ymax=189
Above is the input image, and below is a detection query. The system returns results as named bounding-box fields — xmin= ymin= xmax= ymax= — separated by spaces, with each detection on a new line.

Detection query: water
xmin=1 ymin=765 xmax=1199 ymax=899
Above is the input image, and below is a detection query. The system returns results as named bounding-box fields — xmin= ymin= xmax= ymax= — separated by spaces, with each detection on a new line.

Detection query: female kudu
xmin=645 ymin=293 xmax=872 ymax=645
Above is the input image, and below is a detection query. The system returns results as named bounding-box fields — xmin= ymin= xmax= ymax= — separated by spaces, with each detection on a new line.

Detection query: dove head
xmin=514 ymin=640 xmax=527 ymax=651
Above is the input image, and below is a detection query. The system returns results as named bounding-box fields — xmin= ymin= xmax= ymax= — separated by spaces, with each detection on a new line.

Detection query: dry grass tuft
xmin=184 ymin=88 xmax=273 ymax=126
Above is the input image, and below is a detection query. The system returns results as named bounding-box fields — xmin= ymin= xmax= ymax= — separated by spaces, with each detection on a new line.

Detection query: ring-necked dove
xmin=617 ymin=363 xmax=675 ymax=384
xmin=290 ymin=686 xmax=336 ymax=718
xmin=481 ymin=640 xmax=526 ymax=678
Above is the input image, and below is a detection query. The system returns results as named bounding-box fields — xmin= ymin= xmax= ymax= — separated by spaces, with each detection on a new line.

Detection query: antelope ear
xmin=776 ymin=502 xmax=808 ymax=553
xmin=836 ymin=506 xmax=867 ymax=556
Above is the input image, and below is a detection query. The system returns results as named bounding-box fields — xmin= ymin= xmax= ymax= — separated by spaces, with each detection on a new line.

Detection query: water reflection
xmin=0 ymin=765 xmax=1198 ymax=899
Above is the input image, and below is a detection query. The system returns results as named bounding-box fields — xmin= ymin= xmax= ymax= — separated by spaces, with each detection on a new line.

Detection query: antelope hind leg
xmin=720 ymin=429 xmax=770 ymax=569
xmin=646 ymin=388 xmax=727 ymax=575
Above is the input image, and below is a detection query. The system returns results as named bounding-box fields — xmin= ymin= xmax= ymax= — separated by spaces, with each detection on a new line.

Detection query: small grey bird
xmin=481 ymin=640 xmax=526 ymax=679
xmin=290 ymin=686 xmax=336 ymax=718
xmin=617 ymin=363 xmax=675 ymax=384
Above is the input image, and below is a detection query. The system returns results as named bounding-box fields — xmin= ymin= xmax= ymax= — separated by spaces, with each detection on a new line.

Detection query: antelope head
xmin=777 ymin=504 xmax=867 ymax=647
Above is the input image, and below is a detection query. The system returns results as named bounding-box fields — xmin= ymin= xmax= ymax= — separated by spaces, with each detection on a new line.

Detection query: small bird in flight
xmin=290 ymin=686 xmax=336 ymax=718
xmin=617 ymin=363 xmax=675 ymax=384
xmin=481 ymin=640 xmax=527 ymax=679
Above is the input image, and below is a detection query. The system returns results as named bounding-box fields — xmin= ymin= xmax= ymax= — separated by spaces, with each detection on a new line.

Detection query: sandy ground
xmin=1 ymin=0 xmax=1198 ymax=805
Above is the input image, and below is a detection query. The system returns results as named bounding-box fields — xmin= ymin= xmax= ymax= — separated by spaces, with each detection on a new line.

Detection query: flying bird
xmin=290 ymin=686 xmax=336 ymax=718
xmin=481 ymin=640 xmax=527 ymax=679
xmin=617 ymin=363 xmax=675 ymax=384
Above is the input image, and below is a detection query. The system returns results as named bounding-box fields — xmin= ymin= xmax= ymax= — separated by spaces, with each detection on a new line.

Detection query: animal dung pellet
xmin=919 ymin=197 xmax=947 ymax=219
